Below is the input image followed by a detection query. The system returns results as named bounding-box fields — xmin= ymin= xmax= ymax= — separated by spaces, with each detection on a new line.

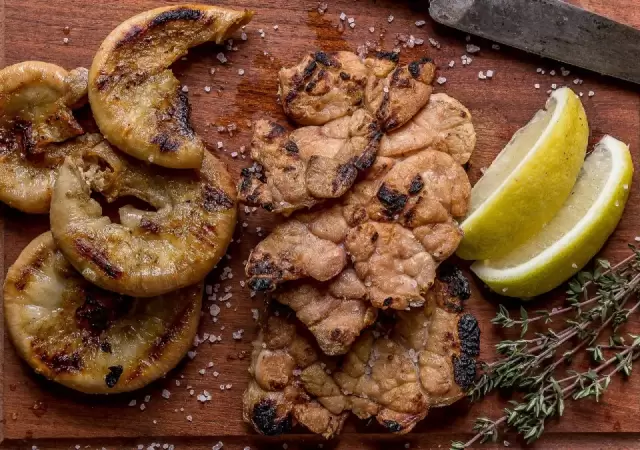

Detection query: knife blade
xmin=429 ymin=0 xmax=640 ymax=84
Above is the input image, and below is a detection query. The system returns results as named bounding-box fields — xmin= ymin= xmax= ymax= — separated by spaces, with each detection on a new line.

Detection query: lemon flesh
xmin=458 ymin=87 xmax=588 ymax=260
xmin=472 ymin=135 xmax=633 ymax=298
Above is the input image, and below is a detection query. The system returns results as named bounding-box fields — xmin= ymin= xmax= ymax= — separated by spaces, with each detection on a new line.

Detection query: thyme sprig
xmin=452 ymin=247 xmax=640 ymax=449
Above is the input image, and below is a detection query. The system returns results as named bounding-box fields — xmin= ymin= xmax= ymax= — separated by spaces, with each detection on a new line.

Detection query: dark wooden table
xmin=1 ymin=0 xmax=639 ymax=448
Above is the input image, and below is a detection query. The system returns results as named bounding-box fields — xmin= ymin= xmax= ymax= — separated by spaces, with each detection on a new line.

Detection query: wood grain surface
xmin=1 ymin=0 xmax=639 ymax=449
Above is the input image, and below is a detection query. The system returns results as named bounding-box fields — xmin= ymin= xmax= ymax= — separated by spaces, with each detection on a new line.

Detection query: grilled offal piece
xmin=238 ymin=110 xmax=381 ymax=215
xmin=0 ymin=61 xmax=88 ymax=213
xmin=246 ymin=95 xmax=474 ymax=309
xmin=333 ymin=266 xmax=480 ymax=433
xmin=89 ymin=5 xmax=254 ymax=169
xmin=238 ymin=51 xmax=436 ymax=215
xmin=243 ymin=266 xmax=480 ymax=437
xmin=243 ymin=308 xmax=350 ymax=438
xmin=3 ymin=233 xmax=201 ymax=394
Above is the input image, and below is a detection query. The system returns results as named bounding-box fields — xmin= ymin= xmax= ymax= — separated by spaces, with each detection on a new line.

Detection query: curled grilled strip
xmin=0 ymin=61 xmax=89 ymax=213
xmin=89 ymin=5 xmax=253 ymax=168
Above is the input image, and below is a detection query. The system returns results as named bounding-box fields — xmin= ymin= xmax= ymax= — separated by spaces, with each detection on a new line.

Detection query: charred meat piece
xmin=89 ymin=5 xmax=253 ymax=168
xmin=278 ymin=51 xmax=391 ymax=126
xmin=246 ymin=144 xmax=471 ymax=312
xmin=243 ymin=308 xmax=349 ymax=439
xmin=334 ymin=267 xmax=480 ymax=434
xmin=379 ymin=93 xmax=476 ymax=164
xmin=365 ymin=57 xmax=436 ymax=131
xmin=243 ymin=268 xmax=480 ymax=436
xmin=0 ymin=61 xmax=88 ymax=213
xmin=275 ymin=269 xmax=377 ymax=356
xmin=238 ymin=110 xmax=382 ymax=215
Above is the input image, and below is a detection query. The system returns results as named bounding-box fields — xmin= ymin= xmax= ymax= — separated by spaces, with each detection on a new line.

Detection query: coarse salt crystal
xmin=448 ymin=60 xmax=455 ymax=68
xmin=181 ymin=85 xmax=189 ymax=93
xmin=588 ymin=90 xmax=595 ymax=97
xmin=492 ymin=44 xmax=501 ymax=50
xmin=551 ymin=83 xmax=557 ymax=89
xmin=415 ymin=20 xmax=426 ymax=27
xmin=144 ymin=395 xmax=151 ymax=402
xmin=478 ymin=71 xmax=486 ymax=80
xmin=162 ymin=389 xmax=171 ymax=399
xmin=466 ymin=44 xmax=480 ymax=54
xmin=187 ymin=351 xmax=196 ymax=359
xmin=210 ymin=304 xmax=221 ymax=317
xmin=273 ymin=24 xmax=279 ymax=30
xmin=63 ymin=37 xmax=69 ymax=44
xmin=436 ymin=76 xmax=447 ymax=85
xmin=339 ymin=12 xmax=346 ymax=21
xmin=140 ymin=404 xmax=146 ymax=411
xmin=199 ymin=369 xmax=206 ymax=375
xmin=238 ymin=69 xmax=245 ymax=76
xmin=216 ymin=52 xmax=227 ymax=63
xmin=486 ymin=69 xmax=494 ymax=78
xmin=129 ymin=399 xmax=137 ymax=406
xmin=347 ymin=17 xmax=355 ymax=24
xmin=241 ymin=32 xmax=247 ymax=41
xmin=550 ymin=70 xmax=556 ymax=76
xmin=369 ymin=27 xmax=375 ymax=33
xmin=213 ymin=442 xmax=224 ymax=450
xmin=349 ymin=22 xmax=355 ymax=29
xmin=388 ymin=15 xmax=394 ymax=23
xmin=186 ymin=415 xmax=192 ymax=422
xmin=534 ymin=84 xmax=540 ymax=89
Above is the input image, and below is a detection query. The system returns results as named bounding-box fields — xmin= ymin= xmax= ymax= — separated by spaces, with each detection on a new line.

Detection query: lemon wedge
xmin=471 ymin=135 xmax=633 ymax=298
xmin=457 ymin=87 xmax=588 ymax=260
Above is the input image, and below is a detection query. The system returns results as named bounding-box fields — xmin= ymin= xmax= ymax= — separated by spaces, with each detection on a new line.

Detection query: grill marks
xmin=252 ymin=399 xmax=293 ymax=436
xmin=377 ymin=183 xmax=408 ymax=217
xmin=115 ymin=7 xmax=205 ymax=48
xmin=75 ymin=288 xmax=133 ymax=334
xmin=203 ymin=185 xmax=234 ymax=212
xmin=73 ymin=238 xmax=123 ymax=279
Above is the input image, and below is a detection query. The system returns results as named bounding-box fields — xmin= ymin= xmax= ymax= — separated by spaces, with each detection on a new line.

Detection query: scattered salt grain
xmin=486 ymin=69 xmax=494 ymax=78
xmin=232 ymin=329 xmax=244 ymax=340
xmin=339 ymin=12 xmax=347 ymax=21
xmin=551 ymin=83 xmax=557 ymax=89
xmin=213 ymin=442 xmax=224 ymax=450
xmin=436 ymin=76 xmax=447 ymax=85
xmin=129 ymin=399 xmax=137 ymax=406
xmin=217 ymin=141 xmax=223 ymax=149
xmin=213 ymin=371 xmax=220 ymax=377
xmin=144 ymin=395 xmax=151 ymax=402
xmin=226 ymin=384 xmax=232 ymax=389
xmin=466 ymin=44 xmax=480 ymax=54
xmin=478 ymin=71 xmax=487 ymax=80
xmin=534 ymin=84 xmax=540 ymax=89
xmin=415 ymin=20 xmax=426 ymax=27
xmin=204 ymin=86 xmax=211 ymax=93
xmin=492 ymin=44 xmax=501 ymax=50
xmin=162 ymin=389 xmax=171 ymax=399
xmin=210 ymin=304 xmax=221 ymax=317
xmin=186 ymin=415 xmax=192 ymax=422
xmin=536 ymin=68 xmax=543 ymax=73
xmin=238 ymin=68 xmax=245 ymax=76
xmin=448 ymin=60 xmax=455 ymax=68
xmin=388 ymin=15 xmax=394 ymax=23
xmin=318 ymin=2 xmax=328 ymax=14
xmin=187 ymin=351 xmax=196 ymax=359
xmin=241 ymin=32 xmax=247 ymax=41
xmin=216 ymin=52 xmax=227 ymax=64
xmin=63 ymin=37 xmax=69 ymax=44
xmin=561 ymin=67 xmax=570 ymax=76
xmin=550 ymin=70 xmax=556 ymax=76
xmin=208 ymin=361 xmax=214 ymax=368
xmin=588 ymin=90 xmax=595 ymax=97
xmin=181 ymin=85 xmax=189 ymax=93
xmin=251 ymin=308 xmax=260 ymax=321
xmin=428 ymin=37 xmax=440 ymax=48
xmin=140 ymin=404 xmax=146 ymax=411
xmin=369 ymin=27 xmax=375 ymax=33
xmin=273 ymin=24 xmax=279 ymax=30
xmin=199 ymin=369 xmax=206 ymax=375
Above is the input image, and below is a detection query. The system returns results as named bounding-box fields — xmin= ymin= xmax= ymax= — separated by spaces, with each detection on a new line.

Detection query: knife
xmin=429 ymin=0 xmax=640 ymax=84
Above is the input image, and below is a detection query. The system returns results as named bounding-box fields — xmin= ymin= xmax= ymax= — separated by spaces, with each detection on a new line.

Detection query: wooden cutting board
xmin=1 ymin=0 xmax=639 ymax=449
